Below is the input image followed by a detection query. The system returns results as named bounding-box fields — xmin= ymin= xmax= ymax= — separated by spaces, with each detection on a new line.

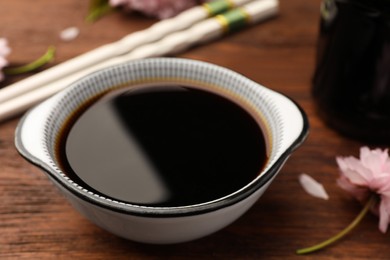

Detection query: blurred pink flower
xmin=336 ymin=147 xmax=390 ymax=233
xmin=109 ymin=0 xmax=207 ymax=19
xmin=0 ymin=38 xmax=11 ymax=81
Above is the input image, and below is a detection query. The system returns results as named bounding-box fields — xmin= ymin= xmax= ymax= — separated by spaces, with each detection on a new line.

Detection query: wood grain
xmin=1 ymin=0 xmax=389 ymax=259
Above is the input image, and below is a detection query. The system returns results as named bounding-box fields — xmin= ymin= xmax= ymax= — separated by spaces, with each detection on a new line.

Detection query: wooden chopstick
xmin=0 ymin=0 xmax=278 ymax=122
xmin=0 ymin=0 xmax=250 ymax=104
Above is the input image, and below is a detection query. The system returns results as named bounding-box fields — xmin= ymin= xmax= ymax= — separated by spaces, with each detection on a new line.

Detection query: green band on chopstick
xmin=203 ymin=0 xmax=235 ymax=16
xmin=215 ymin=8 xmax=251 ymax=33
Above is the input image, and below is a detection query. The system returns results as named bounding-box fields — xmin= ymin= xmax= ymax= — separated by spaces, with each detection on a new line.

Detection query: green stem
xmin=4 ymin=46 xmax=56 ymax=75
xmin=86 ymin=0 xmax=114 ymax=23
xmin=296 ymin=194 xmax=377 ymax=255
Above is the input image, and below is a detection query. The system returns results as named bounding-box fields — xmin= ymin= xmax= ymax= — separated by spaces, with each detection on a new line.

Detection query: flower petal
xmin=360 ymin=147 xmax=389 ymax=175
xmin=60 ymin=27 xmax=80 ymax=42
xmin=370 ymin=174 xmax=390 ymax=193
xmin=0 ymin=38 xmax=11 ymax=56
xmin=381 ymin=158 xmax=390 ymax=173
xmin=336 ymin=176 xmax=369 ymax=202
xmin=109 ymin=0 xmax=203 ymax=19
xmin=299 ymin=173 xmax=329 ymax=200
xmin=0 ymin=57 xmax=8 ymax=68
xmin=379 ymin=196 xmax=390 ymax=233
xmin=336 ymin=157 xmax=369 ymax=185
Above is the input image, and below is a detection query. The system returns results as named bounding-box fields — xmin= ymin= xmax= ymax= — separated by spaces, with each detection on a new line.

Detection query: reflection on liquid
xmin=66 ymin=92 xmax=170 ymax=204
xmin=64 ymin=85 xmax=267 ymax=207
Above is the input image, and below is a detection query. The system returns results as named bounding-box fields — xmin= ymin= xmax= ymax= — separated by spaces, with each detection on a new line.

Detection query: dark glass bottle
xmin=312 ymin=0 xmax=390 ymax=143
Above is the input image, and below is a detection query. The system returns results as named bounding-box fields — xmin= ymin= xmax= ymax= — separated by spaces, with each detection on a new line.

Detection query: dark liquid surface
xmin=58 ymin=85 xmax=267 ymax=207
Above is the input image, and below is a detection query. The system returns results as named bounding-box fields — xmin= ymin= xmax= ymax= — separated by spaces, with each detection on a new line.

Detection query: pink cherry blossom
xmin=0 ymin=38 xmax=11 ymax=82
xmin=109 ymin=0 xmax=207 ymax=19
xmin=336 ymin=146 xmax=390 ymax=233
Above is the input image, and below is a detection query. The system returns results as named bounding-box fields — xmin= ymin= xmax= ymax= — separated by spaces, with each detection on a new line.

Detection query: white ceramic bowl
xmin=15 ymin=58 xmax=308 ymax=244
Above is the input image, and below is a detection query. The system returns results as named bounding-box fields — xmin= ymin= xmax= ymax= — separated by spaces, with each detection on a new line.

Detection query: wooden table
xmin=1 ymin=0 xmax=389 ymax=259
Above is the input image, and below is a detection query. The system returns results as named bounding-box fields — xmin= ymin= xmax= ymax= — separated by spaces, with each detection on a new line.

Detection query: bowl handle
xmin=15 ymin=97 xmax=59 ymax=169
xmin=266 ymin=89 xmax=309 ymax=152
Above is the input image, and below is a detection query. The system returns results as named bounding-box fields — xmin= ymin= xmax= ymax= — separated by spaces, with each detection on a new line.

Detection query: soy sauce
xmin=58 ymin=85 xmax=267 ymax=207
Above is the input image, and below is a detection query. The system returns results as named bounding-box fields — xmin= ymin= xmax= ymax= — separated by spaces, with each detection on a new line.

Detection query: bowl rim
xmin=15 ymin=58 xmax=309 ymax=217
